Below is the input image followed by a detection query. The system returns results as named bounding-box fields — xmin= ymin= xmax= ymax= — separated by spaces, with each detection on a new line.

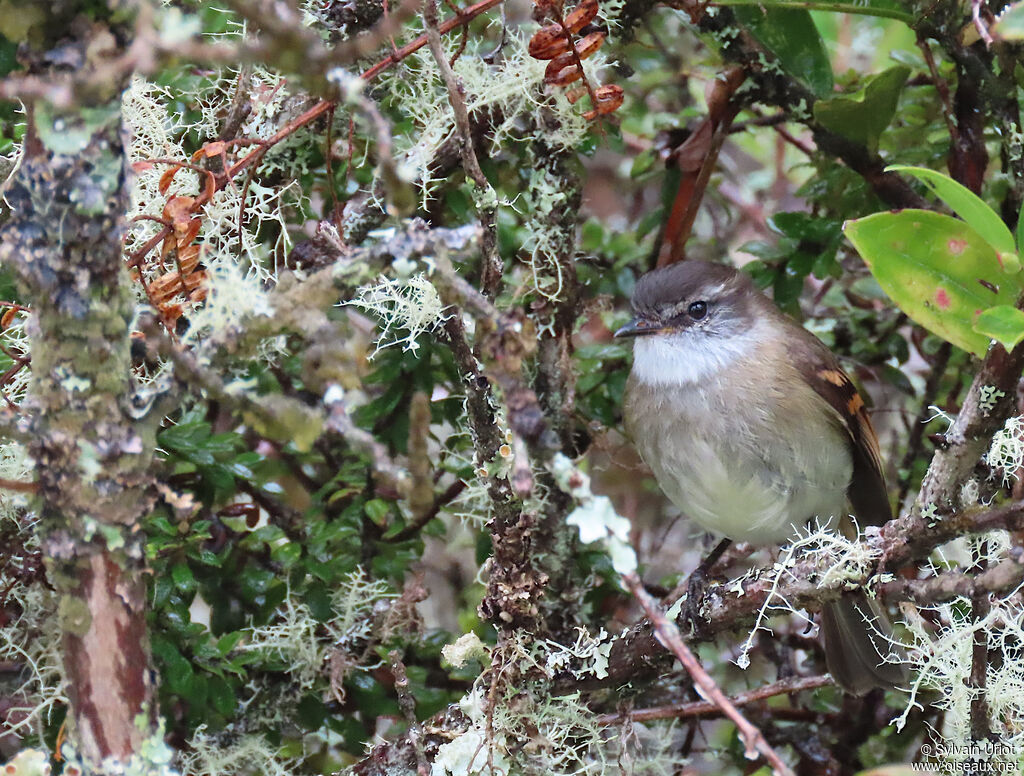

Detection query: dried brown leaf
xmin=563 ymin=0 xmax=599 ymax=33
xmin=529 ymin=25 xmax=571 ymax=59
xmin=582 ymin=83 xmax=624 ymax=119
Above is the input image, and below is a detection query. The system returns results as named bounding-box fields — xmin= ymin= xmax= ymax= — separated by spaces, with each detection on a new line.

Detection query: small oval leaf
xmin=974 ymin=305 xmax=1024 ymax=351
xmin=813 ymin=66 xmax=910 ymax=154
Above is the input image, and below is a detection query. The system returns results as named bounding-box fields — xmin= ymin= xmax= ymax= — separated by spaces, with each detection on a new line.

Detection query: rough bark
xmin=0 ymin=50 xmax=156 ymax=766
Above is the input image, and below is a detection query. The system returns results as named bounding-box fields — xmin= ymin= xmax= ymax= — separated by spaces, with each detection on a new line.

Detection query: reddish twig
xmin=621 ymin=571 xmax=796 ymax=776
xmin=361 ymin=0 xmax=504 ymax=81
xmin=658 ymin=67 xmax=745 ymax=266
xmin=972 ymin=0 xmax=994 ymax=46
xmin=0 ymin=477 xmax=37 ymax=494
xmin=917 ymin=37 xmax=958 ymax=146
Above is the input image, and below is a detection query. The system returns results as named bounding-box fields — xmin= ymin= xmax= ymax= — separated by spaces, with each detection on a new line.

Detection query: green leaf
xmin=714 ymin=0 xmax=912 ymax=23
xmin=208 ymin=675 xmax=237 ymax=717
xmin=171 ymin=562 xmax=196 ymax=594
xmin=364 ymin=498 xmax=391 ymax=525
xmin=994 ymin=2 xmax=1024 ymax=40
xmin=974 ymin=305 xmax=1024 ymax=350
xmin=630 ymin=150 xmax=656 ymax=178
xmin=216 ymin=631 xmax=244 ymax=656
xmin=732 ymin=7 xmax=833 ymax=97
xmin=151 ymin=636 xmax=195 ymax=696
xmin=271 ymin=541 xmax=302 ymax=568
xmin=813 ymin=66 xmax=910 ymax=153
xmin=886 ymin=165 xmax=1018 ymax=264
xmin=844 ymin=210 xmax=1020 ymax=356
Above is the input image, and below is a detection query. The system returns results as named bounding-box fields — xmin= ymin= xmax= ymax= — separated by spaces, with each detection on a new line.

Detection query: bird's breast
xmin=624 ymin=359 xmax=853 ymax=545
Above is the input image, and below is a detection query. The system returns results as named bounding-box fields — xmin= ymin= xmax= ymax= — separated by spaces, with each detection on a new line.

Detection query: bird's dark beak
xmin=614 ymin=317 xmax=666 ymax=338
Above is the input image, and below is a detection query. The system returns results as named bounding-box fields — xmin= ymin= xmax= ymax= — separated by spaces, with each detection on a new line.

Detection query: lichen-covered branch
xmin=0 ymin=18 xmax=156 ymax=767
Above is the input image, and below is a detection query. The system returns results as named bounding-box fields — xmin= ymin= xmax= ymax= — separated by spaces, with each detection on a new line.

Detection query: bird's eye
xmin=688 ymin=301 xmax=708 ymax=320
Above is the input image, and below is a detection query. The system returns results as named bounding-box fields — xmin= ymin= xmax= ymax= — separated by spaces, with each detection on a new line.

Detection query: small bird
xmin=616 ymin=260 xmax=906 ymax=695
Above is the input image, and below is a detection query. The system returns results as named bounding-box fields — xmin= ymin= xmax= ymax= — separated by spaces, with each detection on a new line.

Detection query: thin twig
xmin=0 ymin=476 xmax=37 ymax=493
xmin=621 ymin=571 xmax=795 ymax=776
xmin=918 ymin=37 xmax=958 ymax=145
xmin=970 ymin=541 xmax=991 ymax=740
xmin=896 ymin=341 xmax=952 ymax=510
xmin=423 ymin=0 xmax=502 ymax=297
xmin=972 ymin=0 xmax=994 ymax=46
xmin=879 ymin=554 xmax=1024 ymax=605
xmin=596 ymin=675 xmax=832 ymax=725
xmin=383 ymin=480 xmax=466 ymax=543
xmin=389 ymin=650 xmax=430 ymax=775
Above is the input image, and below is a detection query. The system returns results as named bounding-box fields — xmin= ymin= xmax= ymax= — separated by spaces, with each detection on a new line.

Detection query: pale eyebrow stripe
xmin=665 ymin=283 xmax=727 ymax=317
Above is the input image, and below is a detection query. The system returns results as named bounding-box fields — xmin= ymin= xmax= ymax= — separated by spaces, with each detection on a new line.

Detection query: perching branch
xmin=622 ymin=571 xmax=796 ymax=776
xmin=596 ymin=675 xmax=832 ymax=725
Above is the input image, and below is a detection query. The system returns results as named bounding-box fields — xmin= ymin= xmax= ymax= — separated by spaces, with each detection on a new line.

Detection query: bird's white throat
xmin=629 ymin=323 xmax=765 ymax=386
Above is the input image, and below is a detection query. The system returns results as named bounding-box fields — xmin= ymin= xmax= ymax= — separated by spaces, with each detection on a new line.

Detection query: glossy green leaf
xmin=714 ymin=0 xmax=912 ymax=23
xmin=733 ymin=7 xmax=833 ymax=97
xmin=813 ymin=66 xmax=910 ymax=153
xmin=974 ymin=305 xmax=1024 ymax=350
xmin=171 ymin=562 xmax=196 ymax=594
xmin=886 ymin=165 xmax=1018 ymax=264
xmin=844 ymin=210 xmax=1020 ymax=356
xmin=993 ymin=2 xmax=1024 ymax=40
xmin=151 ymin=635 xmax=195 ymax=696
xmin=208 ymin=675 xmax=237 ymax=717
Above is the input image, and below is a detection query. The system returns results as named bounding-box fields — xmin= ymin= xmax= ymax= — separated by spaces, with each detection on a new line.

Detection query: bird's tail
xmin=820 ymin=590 xmax=908 ymax=696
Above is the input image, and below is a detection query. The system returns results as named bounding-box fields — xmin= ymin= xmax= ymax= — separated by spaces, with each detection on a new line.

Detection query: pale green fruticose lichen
xmin=182 ymin=259 xmax=277 ymax=350
xmin=372 ymin=32 xmax=593 ymax=210
xmin=0 ymin=439 xmax=32 ymax=520
xmin=350 ymin=273 xmax=451 ymax=357
xmin=540 ymin=626 xmax=615 ymax=680
xmin=734 ymin=518 xmax=888 ymax=671
xmin=432 ymin=631 xmax=687 ymax=776
xmin=123 ymin=65 xmax=300 ymax=359
xmin=234 ymin=570 xmax=394 ymax=691
xmin=895 ymin=566 xmax=1024 ymax=764
xmin=0 ymin=585 xmax=64 ymax=752
xmin=986 ymin=415 xmax=1024 ymax=487
xmin=176 ymin=726 xmax=297 ymax=776
xmin=441 ymin=632 xmax=489 ymax=669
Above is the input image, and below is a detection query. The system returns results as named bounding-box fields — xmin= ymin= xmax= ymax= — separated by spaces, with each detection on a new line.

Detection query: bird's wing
xmin=792 ymin=335 xmax=893 ymax=526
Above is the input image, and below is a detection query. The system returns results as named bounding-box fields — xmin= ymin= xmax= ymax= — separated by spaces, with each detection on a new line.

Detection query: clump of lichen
xmin=350 ymin=272 xmax=451 ymax=357
xmin=429 ymin=631 xmax=686 ymax=776
xmin=896 ymin=534 xmax=1024 ymax=763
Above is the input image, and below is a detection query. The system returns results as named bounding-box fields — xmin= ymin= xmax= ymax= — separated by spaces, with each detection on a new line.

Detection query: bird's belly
xmin=629 ymin=389 xmax=852 ymax=545
xmin=645 ymin=441 xmax=837 ymax=543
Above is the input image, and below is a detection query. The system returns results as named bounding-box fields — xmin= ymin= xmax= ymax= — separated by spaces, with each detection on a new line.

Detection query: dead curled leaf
xmin=527 ymin=0 xmax=599 ymax=59
xmin=528 ymin=26 xmax=571 ymax=59
xmin=582 ymin=84 xmax=624 ymax=119
xmin=530 ymin=0 xmax=622 ymax=121
xmin=563 ymin=0 xmax=599 ymax=32
xmin=574 ymin=30 xmax=605 ymax=59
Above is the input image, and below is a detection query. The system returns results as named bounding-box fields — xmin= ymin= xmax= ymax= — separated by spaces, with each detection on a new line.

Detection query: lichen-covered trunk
xmin=0 ymin=103 xmax=156 ymax=764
